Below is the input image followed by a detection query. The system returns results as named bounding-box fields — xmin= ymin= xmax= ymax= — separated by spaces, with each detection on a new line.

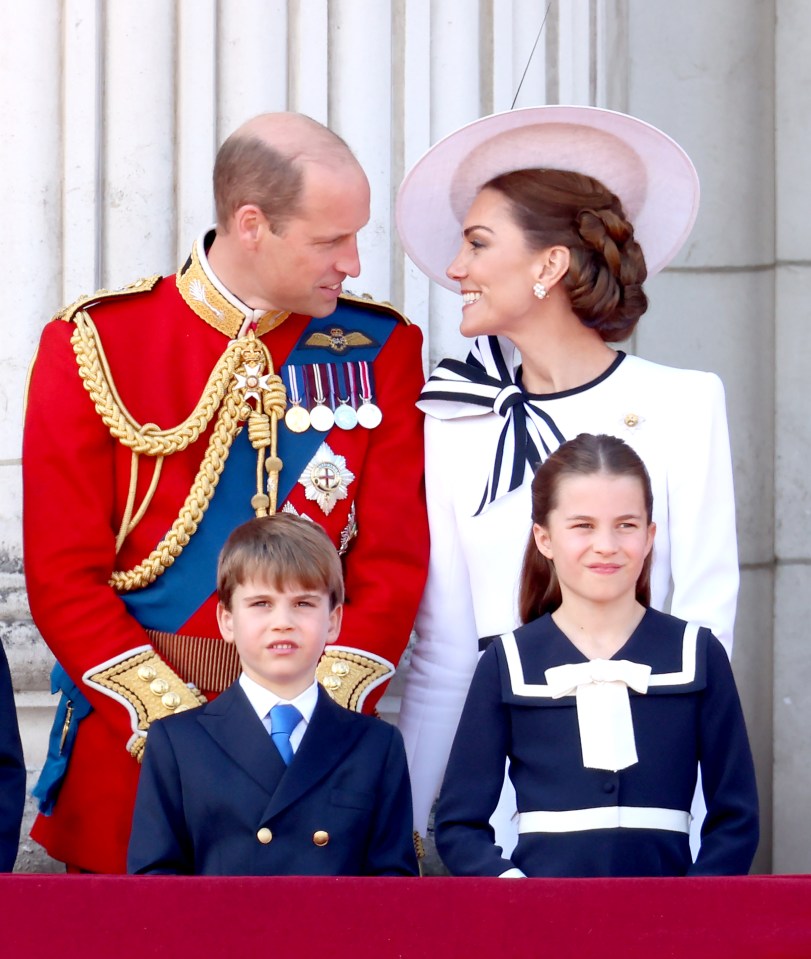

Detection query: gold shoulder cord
xmin=69 ymin=306 xmax=287 ymax=592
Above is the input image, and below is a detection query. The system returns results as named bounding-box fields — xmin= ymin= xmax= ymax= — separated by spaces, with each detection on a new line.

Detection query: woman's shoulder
xmin=620 ymin=353 xmax=725 ymax=394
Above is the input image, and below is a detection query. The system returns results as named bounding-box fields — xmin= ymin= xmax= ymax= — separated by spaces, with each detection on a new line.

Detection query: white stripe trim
xmin=517 ymin=806 xmax=691 ymax=835
xmin=428 ymin=376 xmax=495 ymax=394
xmin=501 ymin=622 xmax=700 ymax=698
xmin=647 ymin=622 xmax=698 ymax=685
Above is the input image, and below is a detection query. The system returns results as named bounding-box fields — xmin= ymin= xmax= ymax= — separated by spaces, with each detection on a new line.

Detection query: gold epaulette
xmin=85 ymin=647 xmax=207 ymax=762
xmin=339 ymin=291 xmax=411 ymax=326
xmin=315 ymin=646 xmax=396 ymax=712
xmin=53 ymin=274 xmax=162 ymax=324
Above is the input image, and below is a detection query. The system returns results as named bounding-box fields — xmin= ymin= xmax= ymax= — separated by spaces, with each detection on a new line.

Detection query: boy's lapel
xmin=262 ymin=686 xmax=364 ymax=819
xmin=196 ymin=682 xmax=287 ymax=796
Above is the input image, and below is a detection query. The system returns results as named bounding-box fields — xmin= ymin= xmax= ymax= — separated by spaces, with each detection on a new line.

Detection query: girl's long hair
xmin=518 ymin=433 xmax=654 ymax=624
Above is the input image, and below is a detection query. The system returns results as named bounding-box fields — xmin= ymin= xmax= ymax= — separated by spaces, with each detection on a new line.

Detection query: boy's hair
xmin=217 ymin=513 xmax=345 ymax=610
xmin=518 ymin=432 xmax=654 ymax=624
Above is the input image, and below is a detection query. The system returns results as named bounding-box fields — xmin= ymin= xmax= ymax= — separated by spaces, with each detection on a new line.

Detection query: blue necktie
xmin=269 ymin=704 xmax=302 ymax=766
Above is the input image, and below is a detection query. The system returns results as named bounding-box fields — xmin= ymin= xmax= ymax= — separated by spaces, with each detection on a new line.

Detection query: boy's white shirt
xmin=238 ymin=673 xmax=319 ymax=753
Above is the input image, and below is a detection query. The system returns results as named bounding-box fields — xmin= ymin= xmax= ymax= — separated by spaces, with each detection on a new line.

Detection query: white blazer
xmin=398 ymin=345 xmax=739 ymax=836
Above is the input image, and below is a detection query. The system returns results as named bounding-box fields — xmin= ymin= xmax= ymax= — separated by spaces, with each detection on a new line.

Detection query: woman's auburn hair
xmin=485 ymin=168 xmax=649 ymax=342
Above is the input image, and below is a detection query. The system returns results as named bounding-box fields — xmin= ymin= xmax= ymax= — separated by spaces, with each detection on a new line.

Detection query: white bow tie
xmin=544 ymin=659 xmax=652 ymax=771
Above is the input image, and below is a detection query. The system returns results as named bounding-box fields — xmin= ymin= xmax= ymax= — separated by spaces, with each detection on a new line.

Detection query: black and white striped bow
xmin=417 ymin=336 xmax=566 ymax=515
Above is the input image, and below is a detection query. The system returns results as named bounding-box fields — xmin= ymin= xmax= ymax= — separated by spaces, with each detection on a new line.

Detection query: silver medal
xmin=357 ymin=401 xmax=383 ymax=429
xmin=309 ymin=402 xmax=335 ymax=432
xmin=334 ymin=401 xmax=358 ymax=430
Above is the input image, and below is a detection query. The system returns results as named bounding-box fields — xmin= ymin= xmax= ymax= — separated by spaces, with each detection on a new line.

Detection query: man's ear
xmin=217 ymin=601 xmax=235 ymax=644
xmin=232 ymin=204 xmax=267 ymax=249
xmin=533 ymin=522 xmax=554 ymax=560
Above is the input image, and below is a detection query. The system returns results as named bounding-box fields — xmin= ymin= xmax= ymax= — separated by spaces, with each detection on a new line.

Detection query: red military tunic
xmin=23 ymin=234 xmax=429 ymax=872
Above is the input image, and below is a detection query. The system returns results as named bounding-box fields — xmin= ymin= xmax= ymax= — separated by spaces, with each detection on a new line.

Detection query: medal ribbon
xmin=284 ymin=365 xmax=304 ymax=406
xmin=325 ymin=363 xmax=339 ymax=408
xmin=346 ymin=362 xmax=359 ymax=407
xmin=358 ymin=361 xmax=375 ymax=403
xmin=335 ymin=363 xmax=349 ymax=406
xmin=312 ymin=364 xmax=328 ymax=408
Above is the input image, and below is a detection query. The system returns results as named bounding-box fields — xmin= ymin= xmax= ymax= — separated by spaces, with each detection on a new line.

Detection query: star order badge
xmin=298 ymin=443 xmax=355 ymax=515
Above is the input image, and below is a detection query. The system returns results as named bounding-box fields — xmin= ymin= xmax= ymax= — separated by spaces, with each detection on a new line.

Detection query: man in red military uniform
xmin=23 ymin=113 xmax=429 ymax=873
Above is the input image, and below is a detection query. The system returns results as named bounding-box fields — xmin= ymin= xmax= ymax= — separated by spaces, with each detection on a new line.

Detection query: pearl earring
xmin=532 ymin=281 xmax=547 ymax=300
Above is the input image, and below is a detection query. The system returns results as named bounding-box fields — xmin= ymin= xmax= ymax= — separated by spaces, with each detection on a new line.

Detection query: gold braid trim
xmin=316 ymin=647 xmax=395 ymax=712
xmin=55 ymin=275 xmax=162 ymax=324
xmin=86 ymin=648 xmax=207 ymax=762
xmin=72 ymin=309 xmax=240 ymax=456
xmin=109 ymin=396 xmax=244 ymax=592
xmin=70 ymin=311 xmax=286 ymax=592
xmin=413 ymin=831 xmax=426 ymax=861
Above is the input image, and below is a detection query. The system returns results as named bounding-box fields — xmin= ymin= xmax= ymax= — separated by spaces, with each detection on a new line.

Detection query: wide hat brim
xmin=396 ymin=105 xmax=699 ymax=291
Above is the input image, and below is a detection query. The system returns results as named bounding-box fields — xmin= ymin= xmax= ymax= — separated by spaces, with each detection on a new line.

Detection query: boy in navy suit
xmin=127 ymin=513 xmax=418 ymax=876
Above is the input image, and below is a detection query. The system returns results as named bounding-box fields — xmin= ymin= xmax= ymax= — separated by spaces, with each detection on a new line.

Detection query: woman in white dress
xmin=395 ymin=106 xmax=738 ymax=850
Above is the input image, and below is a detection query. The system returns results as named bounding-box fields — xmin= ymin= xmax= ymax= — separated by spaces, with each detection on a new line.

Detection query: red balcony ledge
xmin=2 ymin=874 xmax=809 ymax=958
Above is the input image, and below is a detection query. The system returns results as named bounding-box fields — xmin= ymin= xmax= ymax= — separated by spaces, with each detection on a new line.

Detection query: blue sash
xmin=122 ymin=302 xmax=397 ymax=632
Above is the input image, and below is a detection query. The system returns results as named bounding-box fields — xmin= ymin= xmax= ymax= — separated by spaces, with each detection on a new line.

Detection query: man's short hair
xmin=213 ymin=119 xmax=354 ymax=233
xmin=217 ymin=513 xmax=345 ymax=610
xmin=214 ymin=135 xmax=303 ymax=232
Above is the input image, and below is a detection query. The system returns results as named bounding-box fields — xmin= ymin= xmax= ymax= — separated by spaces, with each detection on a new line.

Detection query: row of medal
xmin=282 ymin=361 xmax=383 ymax=434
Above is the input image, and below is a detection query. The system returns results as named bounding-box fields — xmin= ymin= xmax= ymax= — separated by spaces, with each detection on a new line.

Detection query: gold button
xmin=264 ymin=456 xmax=283 ymax=473
xmin=322 ymin=676 xmax=342 ymax=690
xmin=257 ymin=828 xmax=273 ymax=844
xmin=150 ymin=678 xmax=169 ymax=695
xmin=624 ymin=413 xmax=639 ymax=428
xmin=161 ymin=692 xmax=181 ymax=710
xmin=331 ymin=662 xmax=350 ymax=676
xmin=138 ymin=665 xmax=157 ymax=681
xmin=312 ymin=830 xmax=329 ymax=847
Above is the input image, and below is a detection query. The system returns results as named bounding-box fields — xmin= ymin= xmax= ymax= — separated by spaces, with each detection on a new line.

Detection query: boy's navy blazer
xmin=0 ymin=643 xmax=25 ymax=872
xmin=128 ymin=681 xmax=418 ymax=876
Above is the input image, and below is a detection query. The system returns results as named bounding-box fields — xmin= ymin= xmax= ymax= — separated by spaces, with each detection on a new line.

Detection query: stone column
xmin=624 ymin=0 xmax=777 ymax=872
xmin=773 ymin=0 xmax=811 ymax=875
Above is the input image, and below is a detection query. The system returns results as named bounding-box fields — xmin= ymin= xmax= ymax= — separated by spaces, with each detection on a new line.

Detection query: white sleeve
xmin=665 ymin=371 xmax=738 ymax=657
xmin=397 ymin=416 xmax=481 ymax=836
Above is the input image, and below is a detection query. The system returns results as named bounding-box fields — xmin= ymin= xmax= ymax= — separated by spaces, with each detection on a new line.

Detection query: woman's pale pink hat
xmin=396 ymin=105 xmax=700 ymax=291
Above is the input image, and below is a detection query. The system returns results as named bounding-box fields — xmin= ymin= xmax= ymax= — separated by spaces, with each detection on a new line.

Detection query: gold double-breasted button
xmin=256 ymin=827 xmax=273 ymax=845
xmin=312 ymin=830 xmax=329 ymax=847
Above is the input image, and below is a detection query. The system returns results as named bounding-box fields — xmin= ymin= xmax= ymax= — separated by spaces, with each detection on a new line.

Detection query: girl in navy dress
xmin=435 ymin=433 xmax=758 ymax=877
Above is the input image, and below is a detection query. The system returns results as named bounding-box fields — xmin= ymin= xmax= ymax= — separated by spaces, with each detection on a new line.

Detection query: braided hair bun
xmin=485 ymin=168 xmax=648 ymax=342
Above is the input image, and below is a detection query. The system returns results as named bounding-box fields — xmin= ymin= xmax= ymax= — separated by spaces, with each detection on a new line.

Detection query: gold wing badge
xmin=303 ymin=327 xmax=375 ymax=354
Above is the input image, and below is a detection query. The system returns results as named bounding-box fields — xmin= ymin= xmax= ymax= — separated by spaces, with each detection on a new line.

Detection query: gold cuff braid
xmin=315 ymin=647 xmax=394 ymax=711
xmin=87 ymin=649 xmax=207 ymax=761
